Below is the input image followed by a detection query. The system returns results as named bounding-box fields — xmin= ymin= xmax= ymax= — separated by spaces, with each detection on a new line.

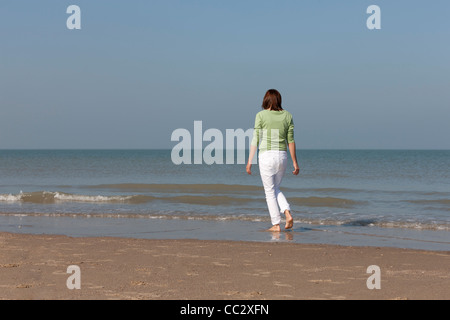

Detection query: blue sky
xmin=1 ymin=0 xmax=449 ymax=149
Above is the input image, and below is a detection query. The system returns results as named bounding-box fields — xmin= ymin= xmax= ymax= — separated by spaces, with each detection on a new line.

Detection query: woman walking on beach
xmin=246 ymin=89 xmax=300 ymax=232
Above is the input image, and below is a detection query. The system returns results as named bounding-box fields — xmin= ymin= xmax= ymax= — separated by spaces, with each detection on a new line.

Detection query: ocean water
xmin=0 ymin=149 xmax=449 ymax=250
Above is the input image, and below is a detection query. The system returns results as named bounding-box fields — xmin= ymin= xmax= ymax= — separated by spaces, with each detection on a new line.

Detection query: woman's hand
xmin=246 ymin=163 xmax=252 ymax=175
xmin=292 ymin=163 xmax=300 ymax=175
xmin=288 ymin=142 xmax=300 ymax=176
xmin=246 ymin=145 xmax=257 ymax=175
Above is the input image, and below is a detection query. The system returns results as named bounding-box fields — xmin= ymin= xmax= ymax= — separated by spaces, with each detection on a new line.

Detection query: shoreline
xmin=0 ymin=231 xmax=448 ymax=300
xmin=1 ymin=213 xmax=449 ymax=252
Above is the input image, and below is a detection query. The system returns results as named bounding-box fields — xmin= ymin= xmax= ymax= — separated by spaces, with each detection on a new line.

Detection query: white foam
xmin=53 ymin=192 xmax=132 ymax=203
xmin=0 ymin=193 xmax=23 ymax=202
xmin=0 ymin=191 xmax=133 ymax=203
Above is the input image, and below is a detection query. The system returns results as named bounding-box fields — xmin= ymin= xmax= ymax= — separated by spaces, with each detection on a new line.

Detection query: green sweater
xmin=251 ymin=110 xmax=295 ymax=153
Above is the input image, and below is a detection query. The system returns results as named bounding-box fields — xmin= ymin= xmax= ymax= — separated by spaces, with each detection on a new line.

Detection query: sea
xmin=0 ymin=149 xmax=449 ymax=251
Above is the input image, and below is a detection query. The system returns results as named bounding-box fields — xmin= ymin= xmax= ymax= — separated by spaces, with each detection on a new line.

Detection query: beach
xmin=1 ymin=150 xmax=449 ymax=300
xmin=1 ymin=232 xmax=448 ymax=300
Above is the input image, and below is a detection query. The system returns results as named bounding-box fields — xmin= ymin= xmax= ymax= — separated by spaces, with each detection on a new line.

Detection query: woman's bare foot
xmin=267 ymin=224 xmax=281 ymax=232
xmin=284 ymin=210 xmax=294 ymax=229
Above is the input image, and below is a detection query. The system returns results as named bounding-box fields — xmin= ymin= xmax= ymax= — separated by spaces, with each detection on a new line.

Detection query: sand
xmin=0 ymin=232 xmax=448 ymax=300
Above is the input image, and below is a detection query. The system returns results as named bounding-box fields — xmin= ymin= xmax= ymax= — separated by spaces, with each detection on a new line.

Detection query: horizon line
xmin=0 ymin=148 xmax=449 ymax=151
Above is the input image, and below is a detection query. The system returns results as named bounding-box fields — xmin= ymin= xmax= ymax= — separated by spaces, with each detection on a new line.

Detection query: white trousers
xmin=258 ymin=150 xmax=291 ymax=225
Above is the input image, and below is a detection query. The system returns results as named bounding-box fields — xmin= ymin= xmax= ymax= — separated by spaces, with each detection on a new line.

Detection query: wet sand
xmin=0 ymin=232 xmax=448 ymax=300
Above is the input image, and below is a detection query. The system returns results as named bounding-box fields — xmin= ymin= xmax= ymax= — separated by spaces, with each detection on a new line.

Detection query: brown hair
xmin=262 ymin=89 xmax=283 ymax=111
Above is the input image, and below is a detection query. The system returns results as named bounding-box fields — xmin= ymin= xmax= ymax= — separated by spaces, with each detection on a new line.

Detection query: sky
xmin=1 ymin=0 xmax=449 ymax=149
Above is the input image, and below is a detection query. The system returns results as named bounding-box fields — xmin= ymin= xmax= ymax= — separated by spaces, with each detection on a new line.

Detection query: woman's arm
xmin=246 ymin=145 xmax=257 ymax=175
xmin=247 ymin=113 xmax=261 ymax=175
xmin=288 ymin=142 xmax=300 ymax=175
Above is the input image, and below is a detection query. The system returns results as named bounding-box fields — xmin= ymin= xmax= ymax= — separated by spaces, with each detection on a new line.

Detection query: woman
xmin=246 ymin=89 xmax=300 ymax=232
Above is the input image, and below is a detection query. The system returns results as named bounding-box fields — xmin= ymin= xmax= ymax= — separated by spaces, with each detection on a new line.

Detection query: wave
xmin=0 ymin=191 xmax=253 ymax=206
xmin=0 ymin=191 xmax=153 ymax=204
xmin=406 ymin=199 xmax=450 ymax=205
xmin=86 ymin=183 xmax=264 ymax=194
xmin=1 ymin=211 xmax=449 ymax=232
xmin=84 ymin=183 xmax=362 ymax=194
xmin=0 ymin=191 xmax=361 ymax=208
xmin=290 ymin=196 xmax=361 ymax=208
xmin=83 ymin=183 xmax=450 ymax=197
